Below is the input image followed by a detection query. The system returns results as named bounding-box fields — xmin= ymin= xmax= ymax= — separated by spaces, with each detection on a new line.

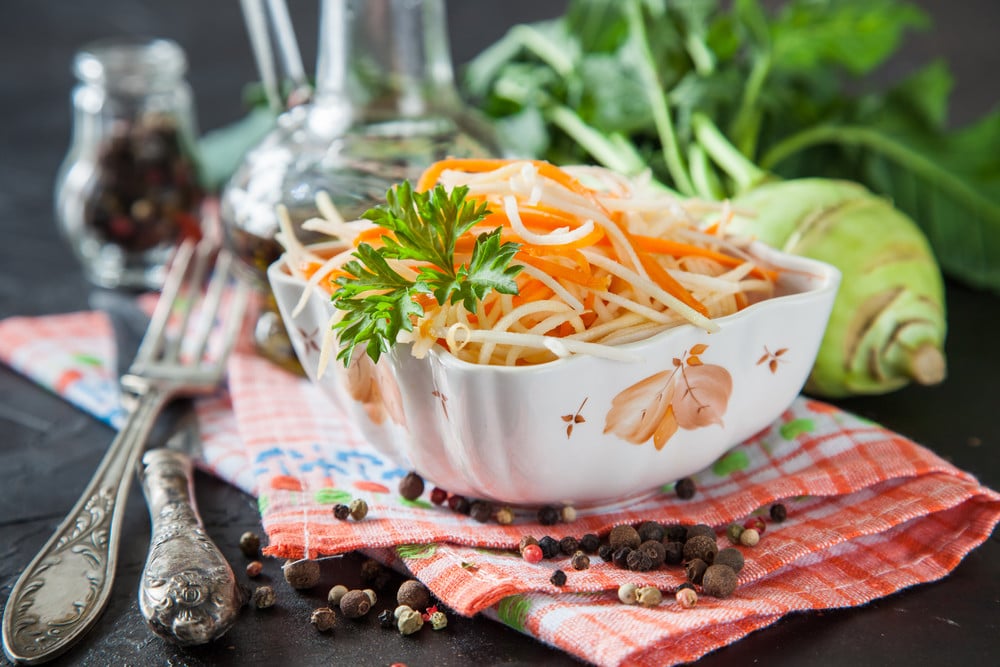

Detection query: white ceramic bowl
xmin=268 ymin=242 xmax=840 ymax=506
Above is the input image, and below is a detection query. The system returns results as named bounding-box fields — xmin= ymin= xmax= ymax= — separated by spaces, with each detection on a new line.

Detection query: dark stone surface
xmin=1 ymin=1 xmax=997 ymax=666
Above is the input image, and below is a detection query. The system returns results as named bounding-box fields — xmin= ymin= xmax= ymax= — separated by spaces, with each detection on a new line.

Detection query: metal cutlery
xmin=2 ymin=238 xmax=250 ymax=664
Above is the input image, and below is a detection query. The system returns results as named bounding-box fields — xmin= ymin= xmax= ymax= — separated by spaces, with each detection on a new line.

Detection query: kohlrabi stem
xmin=548 ymin=105 xmax=647 ymax=175
xmin=729 ymin=53 xmax=771 ymax=158
xmin=685 ymin=33 xmax=715 ymax=76
xmin=761 ymin=125 xmax=1000 ymax=221
xmin=688 ymin=143 xmax=726 ymax=200
xmin=624 ymin=0 xmax=696 ymax=196
xmin=512 ymin=24 xmax=575 ymax=78
xmin=693 ymin=112 xmax=768 ymax=193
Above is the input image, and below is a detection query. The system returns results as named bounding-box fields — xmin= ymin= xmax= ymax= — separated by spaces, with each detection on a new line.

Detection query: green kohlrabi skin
xmin=729 ymin=179 xmax=946 ymax=398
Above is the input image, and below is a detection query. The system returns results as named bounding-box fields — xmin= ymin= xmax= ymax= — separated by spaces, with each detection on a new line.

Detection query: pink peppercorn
xmin=522 ymin=544 xmax=543 ymax=564
xmin=744 ymin=517 xmax=766 ymax=535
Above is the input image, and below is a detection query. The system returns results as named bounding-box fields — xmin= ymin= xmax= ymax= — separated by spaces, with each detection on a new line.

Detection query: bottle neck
xmin=314 ymin=0 xmax=459 ymax=120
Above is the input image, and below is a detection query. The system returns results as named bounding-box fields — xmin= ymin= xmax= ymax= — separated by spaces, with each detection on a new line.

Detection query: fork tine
xmin=132 ymin=239 xmax=196 ymax=371
xmin=162 ymin=239 xmax=215 ymax=363
xmin=188 ymin=249 xmax=236 ymax=364
xmin=214 ymin=279 xmax=252 ymax=375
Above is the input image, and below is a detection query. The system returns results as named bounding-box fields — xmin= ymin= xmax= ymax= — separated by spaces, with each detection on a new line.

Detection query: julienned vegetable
xmin=464 ymin=0 xmax=954 ymax=397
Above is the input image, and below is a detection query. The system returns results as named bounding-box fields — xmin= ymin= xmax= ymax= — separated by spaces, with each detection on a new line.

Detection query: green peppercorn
xmin=685 ymin=524 xmax=714 ymax=542
xmin=726 ymin=523 xmax=745 ymax=544
xmin=496 ymin=506 xmax=515 ymax=525
xmin=609 ymin=524 xmax=641 ymax=551
xmin=635 ymin=586 xmax=663 ymax=607
xmin=537 ymin=505 xmax=561 ymax=526
xmin=638 ymin=540 xmax=666 ymax=568
xmin=333 ymin=503 xmax=350 ymax=520
xmin=770 ymin=503 xmax=788 ymax=523
xmin=429 ymin=610 xmax=448 ymax=630
xmin=469 ymin=500 xmax=493 ymax=523
xmin=663 ymin=541 xmax=684 ymax=565
xmin=579 ymin=533 xmax=600 ymax=554
xmin=397 ymin=608 xmax=424 ymax=635
xmin=310 ymin=606 xmax=336 ymax=632
xmin=702 ymin=564 xmax=739 ymax=598
xmin=559 ymin=536 xmax=580 ymax=555
xmin=239 ymin=531 xmax=261 ymax=558
xmin=550 ymin=569 xmax=567 ymax=586
xmin=714 ymin=547 xmax=745 ymax=574
xmin=571 ymin=550 xmax=590 ymax=570
xmin=637 ymin=521 xmax=665 ymax=543
xmin=675 ymin=477 xmax=696 ymax=499
xmin=349 ymin=498 xmax=369 ymax=520
xmin=399 ymin=471 xmax=425 ymax=500
xmin=683 ymin=534 xmax=718 ymax=564
xmin=685 ymin=558 xmax=708 ymax=584
xmin=537 ymin=536 xmax=559 ymax=559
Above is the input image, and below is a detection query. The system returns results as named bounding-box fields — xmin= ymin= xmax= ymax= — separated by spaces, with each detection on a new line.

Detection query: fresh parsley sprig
xmin=331 ymin=181 xmax=523 ymax=365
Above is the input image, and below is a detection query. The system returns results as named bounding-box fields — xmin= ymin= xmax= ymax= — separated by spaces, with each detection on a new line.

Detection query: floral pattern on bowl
xmin=268 ymin=241 xmax=840 ymax=506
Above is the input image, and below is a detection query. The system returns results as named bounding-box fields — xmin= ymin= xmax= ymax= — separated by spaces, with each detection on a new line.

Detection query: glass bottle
xmin=220 ymin=0 xmax=503 ymax=371
xmin=55 ymin=38 xmax=204 ymax=290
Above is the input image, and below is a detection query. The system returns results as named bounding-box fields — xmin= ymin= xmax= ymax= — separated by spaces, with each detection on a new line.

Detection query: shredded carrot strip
xmin=516 ymin=253 xmax=608 ymax=290
xmin=631 ymin=234 xmax=778 ymax=281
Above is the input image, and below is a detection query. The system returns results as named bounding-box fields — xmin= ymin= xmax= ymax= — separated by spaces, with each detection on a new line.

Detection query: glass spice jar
xmin=220 ymin=0 xmax=504 ymax=372
xmin=55 ymin=38 xmax=204 ymax=290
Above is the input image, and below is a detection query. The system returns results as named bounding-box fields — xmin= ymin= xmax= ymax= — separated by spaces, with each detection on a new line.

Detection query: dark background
xmin=1 ymin=1 xmax=998 ymax=666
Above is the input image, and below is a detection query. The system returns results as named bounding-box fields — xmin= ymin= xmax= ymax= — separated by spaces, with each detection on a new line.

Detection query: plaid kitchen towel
xmin=1 ymin=308 xmax=998 ymax=667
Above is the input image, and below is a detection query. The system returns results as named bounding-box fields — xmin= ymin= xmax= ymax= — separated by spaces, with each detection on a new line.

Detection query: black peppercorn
xmin=598 ymin=543 xmax=615 ymax=562
xmin=685 ymin=524 xmax=715 ymax=542
xmin=714 ymin=547 xmax=745 ymax=574
xmin=469 ymin=501 xmax=493 ymax=523
xmin=612 ymin=547 xmax=633 ymax=569
xmin=550 ymin=569 xmax=567 ymax=586
xmin=537 ymin=505 xmax=561 ymax=526
xmin=609 ymin=524 xmax=641 ymax=551
xmin=333 ymin=503 xmax=351 ymax=520
xmin=399 ymin=471 xmax=425 ymax=500
xmin=675 ymin=477 xmax=696 ymax=499
xmin=685 ymin=558 xmax=708 ymax=584
xmin=675 ymin=582 xmax=696 ymax=593
xmin=559 ymin=536 xmax=580 ymax=555
xmin=579 ymin=533 xmax=600 ymax=554
xmin=537 ymin=536 xmax=560 ymax=559
xmin=702 ymin=564 xmax=739 ymax=598
xmin=448 ymin=494 xmax=471 ymax=514
xmin=626 ymin=548 xmax=654 ymax=572
xmin=638 ymin=540 xmax=667 ymax=568
xmin=637 ymin=521 xmax=665 ymax=543
xmin=770 ymin=502 xmax=788 ymax=523
xmin=571 ymin=550 xmax=590 ymax=571
xmin=664 ymin=524 xmax=687 ymax=542
xmin=239 ymin=531 xmax=261 ymax=558
xmin=378 ymin=608 xmax=396 ymax=629
xmin=683 ymin=534 xmax=718 ymax=564
xmin=663 ymin=541 xmax=684 ymax=566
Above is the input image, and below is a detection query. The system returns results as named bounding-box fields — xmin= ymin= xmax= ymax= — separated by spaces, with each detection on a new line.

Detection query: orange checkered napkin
xmin=1 ymin=309 xmax=998 ymax=667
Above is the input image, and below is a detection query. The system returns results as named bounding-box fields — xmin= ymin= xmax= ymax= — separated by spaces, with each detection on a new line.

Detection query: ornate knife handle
xmin=138 ymin=448 xmax=242 ymax=645
xmin=2 ymin=389 xmax=167 ymax=665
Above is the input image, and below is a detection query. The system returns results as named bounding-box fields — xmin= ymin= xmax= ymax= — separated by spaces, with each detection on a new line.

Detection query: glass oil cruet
xmin=221 ymin=0 xmax=504 ymax=371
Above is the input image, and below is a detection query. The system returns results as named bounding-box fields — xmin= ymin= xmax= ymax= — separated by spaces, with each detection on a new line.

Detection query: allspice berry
xmin=397 ymin=579 xmax=430 ymax=610
xmin=239 ymin=531 xmax=261 ymax=558
xmin=637 ymin=521 xmax=665 ymax=543
xmin=340 ymin=589 xmax=372 ymax=618
xmin=685 ymin=524 xmax=715 ymax=541
xmin=252 ymin=585 xmax=276 ymax=609
xmin=714 ymin=547 xmax=745 ymax=574
xmin=397 ymin=608 xmax=424 ymax=635
xmin=399 ymin=471 xmax=425 ymax=500
xmin=702 ymin=564 xmax=739 ymax=598
xmin=283 ymin=559 xmax=321 ymax=589
xmin=685 ymin=558 xmax=708 ymax=584
xmin=609 ymin=524 xmax=641 ymax=551
xmin=638 ymin=540 xmax=667 ymax=568
xmin=310 ymin=607 xmax=336 ymax=632
xmin=626 ymin=548 xmax=654 ymax=572
xmin=683 ymin=534 xmax=718 ymax=564
xmin=328 ymin=584 xmax=349 ymax=606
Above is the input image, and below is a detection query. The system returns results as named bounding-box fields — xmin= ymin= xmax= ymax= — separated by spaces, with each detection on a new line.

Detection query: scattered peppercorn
xmin=447 ymin=494 xmax=470 ymax=514
xmin=638 ymin=540 xmax=666 ymax=568
xmin=519 ymin=535 xmax=539 ymax=554
xmin=429 ymin=610 xmax=448 ymax=630
xmin=725 ymin=523 xmax=745 ymax=544
xmin=399 ymin=471 xmax=425 ymax=500
xmin=397 ymin=608 xmax=424 ymax=636
xmin=333 ymin=503 xmax=351 ymax=520
xmin=598 ymin=544 xmax=615 ymax=562
xmin=561 ymin=505 xmax=577 ymax=523
xmin=239 ymin=531 xmax=261 ymax=558
xmin=469 ymin=500 xmax=493 ymax=523
xmin=537 ymin=536 xmax=559 ymax=559
xmin=663 ymin=541 xmax=684 ymax=566
xmin=349 ymin=498 xmax=369 ymax=520
xmin=496 ymin=506 xmax=515 ymax=525
xmin=378 ymin=608 xmax=396 ymax=629
xmin=252 ymin=585 xmax=276 ymax=609
xmin=550 ymin=569 xmax=567 ymax=586
xmin=559 ymin=536 xmax=580 ymax=555
xmin=609 ymin=524 xmax=641 ymax=551
xmin=579 ymin=533 xmax=600 ymax=554
xmin=394 ymin=604 xmax=413 ymax=619
xmin=714 ymin=547 xmax=745 ymax=574
xmin=429 ymin=487 xmax=449 ymax=505
xmin=637 ymin=521 xmax=665 ymax=543
xmin=328 ymin=584 xmax=349 ymax=606
xmin=283 ymin=559 xmax=321 ymax=589
xmin=360 ymin=559 xmax=391 ymax=589
xmin=522 ymin=543 xmax=543 ymax=564
xmin=740 ymin=528 xmax=760 ymax=547
xmin=676 ymin=587 xmax=698 ymax=608
xmin=626 ymin=548 xmax=654 ymax=572
xmin=618 ymin=583 xmax=639 ymax=605
xmin=571 ymin=551 xmax=590 ymax=571
xmin=744 ymin=517 xmax=766 ymax=535
xmin=311 ymin=607 xmax=336 ymax=632
xmin=664 ymin=524 xmax=687 ymax=542
xmin=685 ymin=558 xmax=708 ymax=584
xmin=397 ymin=579 xmax=431 ymax=610
xmin=685 ymin=524 xmax=715 ymax=541
xmin=537 ymin=505 xmax=561 ymax=526
xmin=340 ymin=589 xmax=372 ymax=618
xmin=675 ymin=582 xmax=695 ymax=592
xmin=702 ymin=564 xmax=739 ymax=598
xmin=675 ymin=477 xmax=696 ymax=499
xmin=683 ymin=534 xmax=718 ymax=564
xmin=770 ymin=503 xmax=788 ymax=523
xmin=612 ymin=547 xmax=634 ymax=569
xmin=363 ymin=589 xmax=378 ymax=605
xmin=245 ymin=560 xmax=263 ymax=578
xmin=636 ymin=586 xmax=663 ymax=607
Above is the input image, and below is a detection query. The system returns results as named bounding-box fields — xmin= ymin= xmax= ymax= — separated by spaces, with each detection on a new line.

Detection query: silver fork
xmin=2 ymin=238 xmax=251 ymax=665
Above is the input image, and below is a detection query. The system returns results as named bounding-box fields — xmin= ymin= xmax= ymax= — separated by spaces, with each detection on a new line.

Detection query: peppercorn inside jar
xmin=55 ymin=38 xmax=203 ymax=289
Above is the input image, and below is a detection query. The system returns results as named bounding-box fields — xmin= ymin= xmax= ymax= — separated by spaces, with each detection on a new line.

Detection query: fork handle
xmin=2 ymin=389 xmax=167 ymax=665
xmin=138 ymin=448 xmax=242 ymax=645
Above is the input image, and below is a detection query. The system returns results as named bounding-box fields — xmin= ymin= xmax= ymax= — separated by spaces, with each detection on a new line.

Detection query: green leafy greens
xmin=463 ymin=0 xmax=1000 ymax=293
xmin=331 ymin=182 xmax=522 ymax=365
